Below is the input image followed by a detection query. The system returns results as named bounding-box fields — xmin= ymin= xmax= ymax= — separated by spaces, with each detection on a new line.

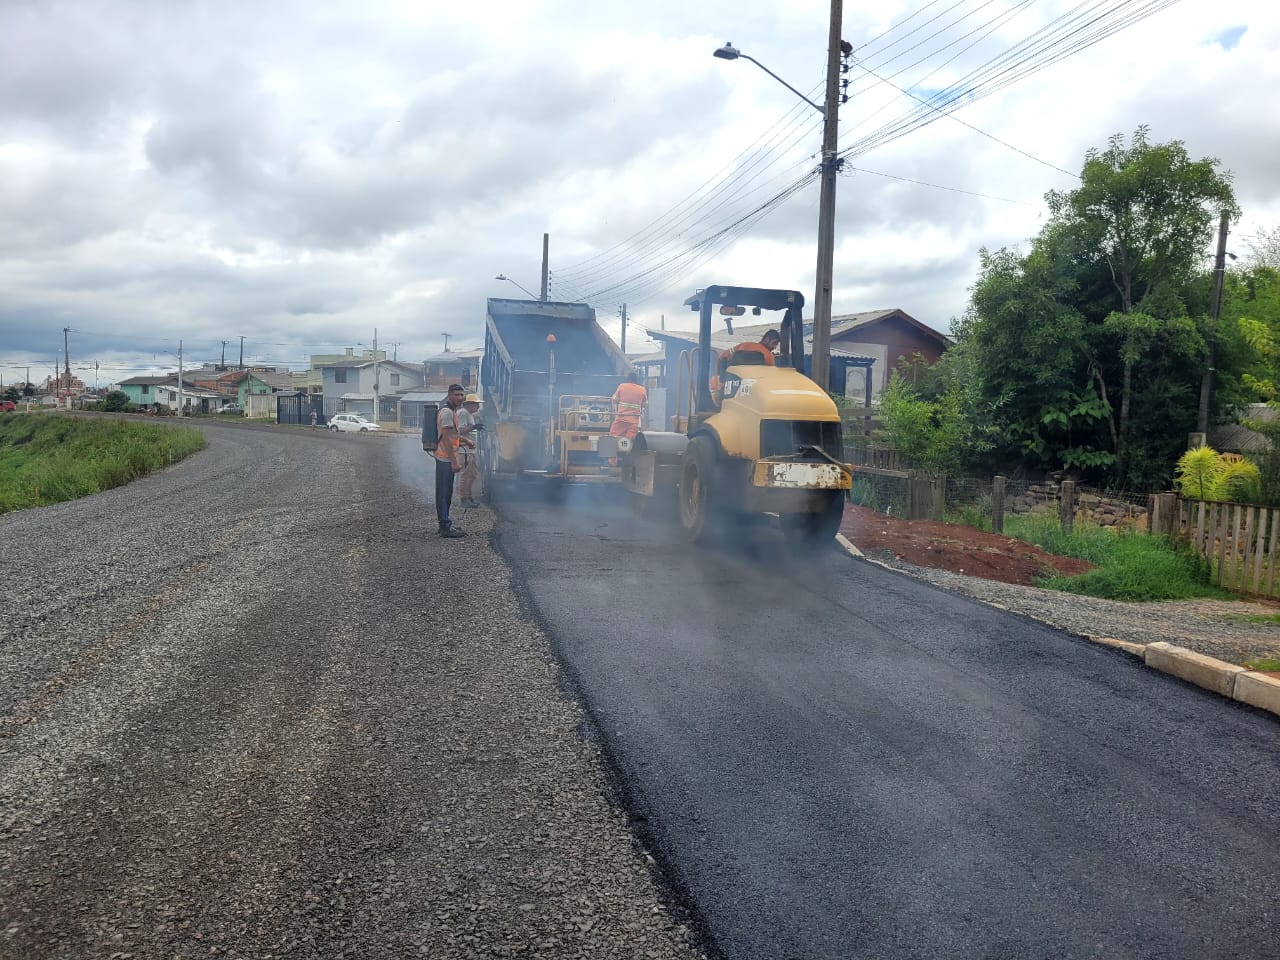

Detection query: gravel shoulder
xmin=0 ymin=421 xmax=703 ymax=960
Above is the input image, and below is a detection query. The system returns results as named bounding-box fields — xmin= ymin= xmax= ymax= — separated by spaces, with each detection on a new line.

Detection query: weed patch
xmin=1003 ymin=513 xmax=1227 ymax=602
xmin=0 ymin=415 xmax=205 ymax=513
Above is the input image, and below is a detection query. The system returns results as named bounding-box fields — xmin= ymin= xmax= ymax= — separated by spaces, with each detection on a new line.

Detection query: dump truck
xmin=478 ymin=297 xmax=633 ymax=489
xmin=623 ymin=285 xmax=852 ymax=545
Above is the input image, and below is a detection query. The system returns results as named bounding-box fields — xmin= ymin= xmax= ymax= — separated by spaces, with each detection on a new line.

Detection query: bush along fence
xmin=1154 ymin=495 xmax=1280 ymax=598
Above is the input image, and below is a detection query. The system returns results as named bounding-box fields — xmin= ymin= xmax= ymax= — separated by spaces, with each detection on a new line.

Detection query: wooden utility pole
xmin=620 ymin=303 xmax=628 ymax=354
xmin=540 ymin=233 xmax=550 ymax=302
xmin=1197 ymin=211 xmax=1230 ymax=436
xmin=811 ymin=0 xmax=844 ymax=393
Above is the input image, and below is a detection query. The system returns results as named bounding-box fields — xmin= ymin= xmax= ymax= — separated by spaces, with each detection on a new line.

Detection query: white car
xmin=328 ymin=413 xmax=381 ymax=433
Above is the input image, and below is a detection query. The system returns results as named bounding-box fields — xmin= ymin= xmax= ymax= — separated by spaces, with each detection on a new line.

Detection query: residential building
xmin=320 ymin=358 xmax=426 ymax=420
xmin=421 ymin=350 xmax=481 ymax=393
xmin=302 ymin=348 xmax=385 ymax=396
xmin=116 ymin=376 xmax=172 ymax=407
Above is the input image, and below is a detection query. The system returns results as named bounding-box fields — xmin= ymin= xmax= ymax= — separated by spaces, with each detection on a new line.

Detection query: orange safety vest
xmin=724 ymin=342 xmax=776 ymax=366
xmin=612 ymin=382 xmax=647 ymax=418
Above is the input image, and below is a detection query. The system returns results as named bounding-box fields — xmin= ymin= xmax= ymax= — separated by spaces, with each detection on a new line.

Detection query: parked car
xmin=0 ymin=400 xmax=16 ymax=412
xmin=328 ymin=413 xmax=381 ymax=433
xmin=218 ymin=402 xmax=242 ymax=414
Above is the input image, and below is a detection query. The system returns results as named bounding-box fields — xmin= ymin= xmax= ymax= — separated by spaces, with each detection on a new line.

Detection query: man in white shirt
xmin=457 ymin=393 xmax=484 ymax=508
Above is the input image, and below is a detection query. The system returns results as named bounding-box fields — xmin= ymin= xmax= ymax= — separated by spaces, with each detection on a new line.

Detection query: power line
xmin=844 ymin=165 xmax=1034 ymax=204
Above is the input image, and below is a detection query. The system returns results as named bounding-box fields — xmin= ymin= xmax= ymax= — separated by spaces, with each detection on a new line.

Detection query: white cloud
xmin=0 ymin=0 xmax=1276 ymax=385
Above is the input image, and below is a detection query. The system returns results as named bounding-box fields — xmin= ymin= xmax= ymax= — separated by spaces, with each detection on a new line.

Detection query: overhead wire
xmin=553 ymin=0 xmax=995 ymax=297
xmin=839 ymin=0 xmax=1184 ymax=170
xmin=554 ymin=0 xmax=1186 ymax=311
xmin=552 ymin=87 xmax=825 ymax=290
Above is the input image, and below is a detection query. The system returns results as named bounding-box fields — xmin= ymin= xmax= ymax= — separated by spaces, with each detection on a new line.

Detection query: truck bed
xmin=491 ymin=313 xmax=616 ymax=376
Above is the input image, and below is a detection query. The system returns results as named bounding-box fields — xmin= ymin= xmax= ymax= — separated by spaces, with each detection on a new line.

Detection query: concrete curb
xmin=1115 ymin=639 xmax=1278 ymax=721
xmin=1143 ymin=641 xmax=1245 ymax=699
xmin=1233 ymin=671 xmax=1280 ymax=714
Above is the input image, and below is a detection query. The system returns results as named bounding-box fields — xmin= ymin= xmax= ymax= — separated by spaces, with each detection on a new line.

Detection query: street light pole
xmin=714 ymin=4 xmax=847 ymax=391
xmin=496 ymin=274 xmax=540 ymax=299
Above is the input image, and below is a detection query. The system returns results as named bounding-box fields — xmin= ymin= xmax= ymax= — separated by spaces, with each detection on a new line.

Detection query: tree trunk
xmin=1118 ymin=356 xmax=1133 ymax=478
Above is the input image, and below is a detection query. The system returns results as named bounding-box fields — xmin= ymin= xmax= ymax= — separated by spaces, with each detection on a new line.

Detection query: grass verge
xmin=0 ymin=414 xmax=206 ymax=513
xmin=1245 ymin=657 xmax=1280 ymax=671
xmin=1003 ymin=512 xmax=1227 ymax=602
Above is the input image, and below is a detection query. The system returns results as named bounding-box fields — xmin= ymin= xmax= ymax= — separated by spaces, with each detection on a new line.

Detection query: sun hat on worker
xmin=464 ymin=393 xmax=482 ymax=404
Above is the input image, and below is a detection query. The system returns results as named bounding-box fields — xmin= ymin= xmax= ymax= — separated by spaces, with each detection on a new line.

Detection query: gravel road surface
xmin=0 ymin=420 xmax=703 ymax=960
xmin=495 ymin=491 xmax=1280 ymax=960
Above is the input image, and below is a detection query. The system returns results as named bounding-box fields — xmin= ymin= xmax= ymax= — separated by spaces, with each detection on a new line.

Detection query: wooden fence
xmin=1164 ymin=496 xmax=1280 ymax=597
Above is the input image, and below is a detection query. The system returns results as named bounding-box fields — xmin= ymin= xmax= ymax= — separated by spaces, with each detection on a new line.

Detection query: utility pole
xmin=372 ymin=327 xmax=379 ymax=423
xmin=811 ymin=0 xmax=846 ymax=393
xmin=221 ymin=340 xmax=228 ymax=369
xmin=442 ymin=333 xmax=452 ymax=353
xmin=239 ymin=335 xmax=245 ymax=371
xmin=24 ymin=366 xmax=29 ymax=412
xmin=1197 ymin=211 xmax=1231 ymax=437
xmin=540 ymin=233 xmax=550 ymax=302
xmin=178 ymin=339 xmax=184 ymax=417
xmin=620 ymin=303 xmax=628 ymax=354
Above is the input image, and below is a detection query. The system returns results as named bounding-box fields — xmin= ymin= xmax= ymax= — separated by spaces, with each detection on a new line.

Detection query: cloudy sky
xmin=0 ymin=0 xmax=1275 ymax=387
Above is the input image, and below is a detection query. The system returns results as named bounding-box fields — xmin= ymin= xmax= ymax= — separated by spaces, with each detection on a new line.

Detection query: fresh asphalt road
xmin=494 ymin=489 xmax=1280 ymax=960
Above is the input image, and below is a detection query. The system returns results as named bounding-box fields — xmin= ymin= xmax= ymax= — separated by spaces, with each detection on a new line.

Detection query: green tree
xmin=963 ymin=127 xmax=1238 ymax=488
xmin=1045 ymin=126 xmax=1237 ymax=479
xmin=100 ymin=390 xmax=131 ymax=412
xmin=2 ymin=386 xmax=19 ymax=404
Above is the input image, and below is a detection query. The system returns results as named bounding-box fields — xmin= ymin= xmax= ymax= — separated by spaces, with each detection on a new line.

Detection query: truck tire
xmin=781 ymin=491 xmax=846 ymax=550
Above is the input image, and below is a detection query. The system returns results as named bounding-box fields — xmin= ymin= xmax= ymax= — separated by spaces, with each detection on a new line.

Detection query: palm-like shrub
xmin=1174 ymin=446 xmax=1263 ymax=503
xmin=1174 ymin=446 xmax=1223 ymax=500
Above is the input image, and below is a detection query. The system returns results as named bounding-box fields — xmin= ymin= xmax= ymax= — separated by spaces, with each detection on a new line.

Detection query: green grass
xmin=1245 ymin=657 xmax=1280 ymax=671
xmin=1003 ymin=512 xmax=1227 ymax=602
xmin=0 ymin=414 xmax=206 ymax=513
xmin=1226 ymin=614 xmax=1280 ymax=625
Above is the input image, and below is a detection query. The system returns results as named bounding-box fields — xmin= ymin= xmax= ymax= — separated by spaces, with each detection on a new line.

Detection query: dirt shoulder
xmin=839 ymin=504 xmax=1280 ymax=668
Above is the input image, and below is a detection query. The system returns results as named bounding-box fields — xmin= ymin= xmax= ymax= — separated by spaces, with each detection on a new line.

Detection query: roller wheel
xmin=781 ymin=491 xmax=846 ymax=551
xmin=679 ymin=436 xmax=724 ymax=543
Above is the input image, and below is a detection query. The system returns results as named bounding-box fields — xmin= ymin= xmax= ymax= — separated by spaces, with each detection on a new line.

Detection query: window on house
xmin=141 ymin=385 xmax=149 ymax=395
xmin=335 ymin=369 xmax=347 ymax=383
xmin=390 ymin=374 xmax=400 ymax=386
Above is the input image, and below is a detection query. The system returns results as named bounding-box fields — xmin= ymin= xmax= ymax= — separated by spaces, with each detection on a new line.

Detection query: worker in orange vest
xmin=609 ymin=373 xmax=647 ymax=464
xmin=712 ymin=329 xmax=780 ymax=403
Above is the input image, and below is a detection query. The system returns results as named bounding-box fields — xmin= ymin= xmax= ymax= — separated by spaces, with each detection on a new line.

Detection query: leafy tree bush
xmin=961 ymin=127 xmax=1239 ymax=489
xmin=99 ymin=390 xmax=132 ymax=412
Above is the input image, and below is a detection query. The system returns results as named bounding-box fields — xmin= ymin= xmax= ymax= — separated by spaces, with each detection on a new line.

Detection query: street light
xmin=713 ymin=43 xmax=825 ymax=116
xmin=495 ymin=274 xmax=540 ymax=299
xmin=714 ymin=17 xmax=847 ymax=393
